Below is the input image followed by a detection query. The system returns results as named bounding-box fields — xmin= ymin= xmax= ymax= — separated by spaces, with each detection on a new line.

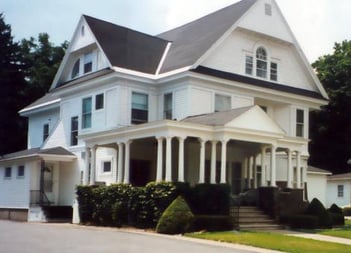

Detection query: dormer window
xmin=256 ymin=47 xmax=267 ymax=78
xmin=71 ymin=59 xmax=80 ymax=79
xmin=84 ymin=52 xmax=93 ymax=73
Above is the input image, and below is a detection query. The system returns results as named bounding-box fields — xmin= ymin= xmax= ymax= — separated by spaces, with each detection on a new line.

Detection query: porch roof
xmin=0 ymin=147 xmax=76 ymax=163
xmin=328 ymin=172 xmax=351 ymax=181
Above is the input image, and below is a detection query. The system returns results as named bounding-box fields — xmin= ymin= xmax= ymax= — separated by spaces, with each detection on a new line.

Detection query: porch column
xmin=83 ymin=146 xmax=90 ymax=185
xmin=287 ymin=149 xmax=293 ymax=188
xmin=165 ymin=136 xmax=172 ymax=182
xmin=296 ymin=151 xmax=301 ymax=188
xmin=156 ymin=137 xmax=164 ymax=182
xmin=270 ymin=145 xmax=277 ymax=187
xmin=178 ymin=137 xmax=185 ymax=182
xmin=117 ymin=142 xmax=124 ymax=183
xmin=249 ymin=156 xmax=254 ymax=188
xmin=89 ymin=145 xmax=97 ymax=185
xmin=198 ymin=138 xmax=206 ymax=184
xmin=220 ymin=140 xmax=228 ymax=184
xmin=123 ymin=140 xmax=132 ymax=184
xmin=210 ymin=140 xmax=218 ymax=184
xmin=243 ymin=157 xmax=248 ymax=189
xmin=253 ymin=155 xmax=257 ymax=189
xmin=302 ymin=166 xmax=307 ymax=189
xmin=261 ymin=147 xmax=267 ymax=186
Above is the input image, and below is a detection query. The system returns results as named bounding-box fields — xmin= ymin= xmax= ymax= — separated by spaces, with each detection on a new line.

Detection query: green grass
xmin=319 ymin=219 xmax=351 ymax=239
xmin=186 ymin=231 xmax=351 ymax=253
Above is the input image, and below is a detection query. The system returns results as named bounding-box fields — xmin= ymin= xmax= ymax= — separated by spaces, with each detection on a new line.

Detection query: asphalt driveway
xmin=0 ymin=220 xmax=280 ymax=253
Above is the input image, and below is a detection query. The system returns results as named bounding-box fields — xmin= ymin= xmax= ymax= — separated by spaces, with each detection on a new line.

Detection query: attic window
xmin=71 ymin=59 xmax=80 ymax=79
xmin=84 ymin=52 xmax=93 ymax=73
xmin=265 ymin=3 xmax=272 ymax=16
xmin=81 ymin=25 xmax=85 ymax=36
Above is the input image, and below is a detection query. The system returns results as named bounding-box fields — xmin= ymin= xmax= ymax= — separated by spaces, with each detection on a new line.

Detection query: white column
xmin=243 ymin=157 xmax=248 ymax=189
xmin=178 ymin=137 xmax=185 ymax=182
xmin=123 ymin=140 xmax=132 ymax=184
xmin=270 ymin=145 xmax=277 ymax=187
xmin=210 ymin=141 xmax=218 ymax=184
xmin=165 ymin=136 xmax=172 ymax=182
xmin=249 ymin=156 xmax=253 ymax=188
xmin=287 ymin=149 xmax=293 ymax=188
xmin=302 ymin=166 xmax=307 ymax=189
xmin=261 ymin=147 xmax=267 ymax=187
xmin=296 ymin=151 xmax=301 ymax=188
xmin=253 ymin=155 xmax=257 ymax=189
xmin=156 ymin=137 xmax=164 ymax=182
xmin=89 ymin=145 xmax=97 ymax=185
xmin=220 ymin=140 xmax=228 ymax=184
xmin=198 ymin=138 xmax=206 ymax=184
xmin=83 ymin=146 xmax=90 ymax=185
xmin=112 ymin=148 xmax=118 ymax=183
xmin=117 ymin=143 xmax=124 ymax=183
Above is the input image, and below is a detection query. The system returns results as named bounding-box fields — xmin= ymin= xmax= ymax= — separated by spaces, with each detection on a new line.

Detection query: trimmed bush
xmin=190 ymin=215 xmax=234 ymax=232
xmin=328 ymin=204 xmax=343 ymax=214
xmin=76 ymin=185 xmax=97 ymax=223
xmin=288 ymin=214 xmax=318 ymax=229
xmin=305 ymin=198 xmax=332 ymax=228
xmin=190 ymin=184 xmax=231 ymax=215
xmin=343 ymin=207 xmax=351 ymax=216
xmin=328 ymin=204 xmax=345 ymax=226
xmin=156 ymin=196 xmax=194 ymax=234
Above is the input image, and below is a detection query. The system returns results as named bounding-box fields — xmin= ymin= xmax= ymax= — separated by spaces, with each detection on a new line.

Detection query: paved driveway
xmin=0 ymin=220 xmax=279 ymax=253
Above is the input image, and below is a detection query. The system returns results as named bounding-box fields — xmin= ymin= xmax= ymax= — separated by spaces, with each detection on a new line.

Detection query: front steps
xmin=234 ymin=206 xmax=282 ymax=231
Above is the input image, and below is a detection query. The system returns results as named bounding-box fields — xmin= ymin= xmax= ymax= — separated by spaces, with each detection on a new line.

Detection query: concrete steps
xmin=233 ymin=206 xmax=282 ymax=231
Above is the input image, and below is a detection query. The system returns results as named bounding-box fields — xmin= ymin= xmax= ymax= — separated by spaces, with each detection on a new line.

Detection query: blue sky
xmin=2 ymin=0 xmax=351 ymax=63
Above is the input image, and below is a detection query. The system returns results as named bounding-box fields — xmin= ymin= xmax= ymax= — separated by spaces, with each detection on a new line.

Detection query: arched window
xmin=71 ymin=59 xmax=80 ymax=79
xmin=256 ymin=47 xmax=267 ymax=78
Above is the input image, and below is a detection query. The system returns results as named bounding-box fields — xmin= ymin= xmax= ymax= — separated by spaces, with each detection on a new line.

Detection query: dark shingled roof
xmin=84 ymin=15 xmax=169 ymax=74
xmin=20 ymin=93 xmax=60 ymax=114
xmin=182 ymin=106 xmax=253 ymax=126
xmin=0 ymin=147 xmax=75 ymax=161
xmin=157 ymin=0 xmax=257 ymax=73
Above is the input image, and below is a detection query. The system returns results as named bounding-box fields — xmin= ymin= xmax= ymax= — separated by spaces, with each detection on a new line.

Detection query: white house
xmin=327 ymin=173 xmax=351 ymax=208
xmin=0 ymin=0 xmax=329 ymax=222
xmin=307 ymin=166 xmax=332 ymax=207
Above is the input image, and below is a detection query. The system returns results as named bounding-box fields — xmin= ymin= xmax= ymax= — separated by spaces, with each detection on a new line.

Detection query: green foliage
xmin=190 ymin=184 xmax=231 ymax=215
xmin=288 ymin=215 xmax=319 ymax=229
xmin=305 ymin=198 xmax=332 ymax=228
xmin=76 ymin=185 xmax=96 ymax=223
xmin=328 ymin=203 xmax=345 ymax=225
xmin=328 ymin=204 xmax=343 ymax=214
xmin=310 ymin=40 xmax=351 ymax=174
xmin=343 ymin=207 xmax=351 ymax=216
xmin=190 ymin=215 xmax=233 ymax=232
xmin=156 ymin=196 xmax=194 ymax=234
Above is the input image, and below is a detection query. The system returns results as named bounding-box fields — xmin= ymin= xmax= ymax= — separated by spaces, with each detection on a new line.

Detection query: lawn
xmin=186 ymin=231 xmax=351 ymax=253
xmin=318 ymin=219 xmax=351 ymax=239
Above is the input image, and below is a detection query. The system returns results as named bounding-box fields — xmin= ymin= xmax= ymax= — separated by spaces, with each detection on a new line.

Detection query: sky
xmin=1 ymin=0 xmax=351 ymax=63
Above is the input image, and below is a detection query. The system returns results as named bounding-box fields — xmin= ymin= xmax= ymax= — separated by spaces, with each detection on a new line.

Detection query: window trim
xmin=84 ymin=52 xmax=93 ymax=74
xmin=4 ymin=167 xmax=12 ymax=179
xmin=70 ymin=116 xmax=79 ymax=146
xmin=296 ymin=109 xmax=305 ymax=137
xmin=17 ymin=165 xmax=25 ymax=178
xmin=337 ymin=185 xmax=344 ymax=198
xmin=101 ymin=160 xmax=112 ymax=174
xmin=215 ymin=93 xmax=232 ymax=112
xmin=71 ymin=59 xmax=80 ymax=79
xmin=95 ymin=93 xmax=104 ymax=110
xmin=131 ymin=92 xmax=149 ymax=125
xmin=43 ymin=123 xmax=49 ymax=142
xmin=163 ymin=93 xmax=173 ymax=120
xmin=82 ymin=97 xmax=92 ymax=129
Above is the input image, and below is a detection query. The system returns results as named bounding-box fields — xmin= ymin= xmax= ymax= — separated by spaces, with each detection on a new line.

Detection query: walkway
xmin=281 ymin=230 xmax=351 ymax=245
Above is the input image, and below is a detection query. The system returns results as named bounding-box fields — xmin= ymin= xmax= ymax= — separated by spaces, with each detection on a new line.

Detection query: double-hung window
xmin=337 ymin=185 xmax=344 ymax=197
xmin=84 ymin=52 xmax=93 ymax=74
xmin=245 ymin=47 xmax=278 ymax=81
xmin=17 ymin=165 xmax=25 ymax=178
xmin=71 ymin=116 xmax=79 ymax=146
xmin=245 ymin=55 xmax=253 ymax=75
xmin=82 ymin=97 xmax=92 ymax=129
xmin=163 ymin=93 xmax=173 ymax=120
xmin=103 ymin=161 xmax=112 ymax=173
xmin=4 ymin=167 xmax=11 ymax=179
xmin=296 ymin=109 xmax=304 ymax=137
xmin=95 ymin=94 xmax=104 ymax=110
xmin=131 ymin=92 xmax=148 ymax=124
xmin=270 ymin=62 xmax=278 ymax=81
xmin=43 ymin=124 xmax=49 ymax=142
xmin=215 ymin=94 xmax=231 ymax=112
xmin=256 ymin=47 xmax=268 ymax=78
xmin=71 ymin=59 xmax=80 ymax=79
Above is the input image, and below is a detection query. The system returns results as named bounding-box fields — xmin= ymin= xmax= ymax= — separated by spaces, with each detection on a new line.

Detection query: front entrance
xmin=130 ymin=159 xmax=152 ymax=186
xmin=231 ymin=162 xmax=242 ymax=195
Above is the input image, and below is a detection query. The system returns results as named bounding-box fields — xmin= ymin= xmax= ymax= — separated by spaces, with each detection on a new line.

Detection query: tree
xmin=0 ymin=13 xmax=27 ymax=154
xmin=309 ymin=40 xmax=351 ymax=174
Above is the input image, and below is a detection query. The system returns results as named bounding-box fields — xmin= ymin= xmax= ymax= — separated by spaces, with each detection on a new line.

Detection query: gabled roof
xmin=307 ymin=166 xmax=332 ymax=175
xmin=328 ymin=172 xmax=351 ymax=181
xmin=84 ymin=15 xmax=169 ymax=74
xmin=19 ymin=93 xmax=60 ymax=115
xmin=0 ymin=147 xmax=76 ymax=162
xmin=157 ymin=0 xmax=257 ymax=73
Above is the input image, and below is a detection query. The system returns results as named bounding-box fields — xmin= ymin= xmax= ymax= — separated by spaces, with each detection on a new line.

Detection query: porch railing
xmin=30 ymin=190 xmax=51 ymax=206
xmin=230 ymin=195 xmax=241 ymax=229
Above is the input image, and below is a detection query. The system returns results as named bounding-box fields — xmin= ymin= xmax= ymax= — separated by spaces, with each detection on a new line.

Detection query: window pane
xmin=84 ymin=53 xmax=93 ymax=73
xmin=256 ymin=60 xmax=267 ymax=78
xmin=256 ymin=47 xmax=267 ymax=60
xmin=5 ymin=167 xmax=11 ymax=178
xmin=245 ymin=55 xmax=253 ymax=75
xmin=71 ymin=116 xmax=79 ymax=146
xmin=164 ymin=93 xmax=173 ymax=119
xmin=132 ymin=92 xmax=148 ymax=124
xmin=103 ymin=161 xmax=111 ymax=173
xmin=270 ymin=62 xmax=278 ymax=81
xmin=43 ymin=124 xmax=49 ymax=142
xmin=82 ymin=97 xmax=92 ymax=129
xmin=95 ymin=94 xmax=104 ymax=110
xmin=215 ymin=94 xmax=231 ymax=112
xmin=338 ymin=185 xmax=344 ymax=197
xmin=18 ymin=166 xmax=25 ymax=177
xmin=71 ymin=59 xmax=80 ymax=79
xmin=296 ymin=109 xmax=304 ymax=137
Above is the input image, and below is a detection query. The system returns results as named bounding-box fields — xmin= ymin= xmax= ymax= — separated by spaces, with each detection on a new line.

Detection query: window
xmin=163 ymin=93 xmax=173 ymax=120
xmin=84 ymin=52 xmax=93 ymax=73
xmin=95 ymin=94 xmax=104 ymax=110
xmin=103 ymin=161 xmax=112 ymax=173
xmin=43 ymin=124 xmax=49 ymax=142
xmin=81 ymin=25 xmax=85 ymax=36
xmin=71 ymin=116 xmax=79 ymax=146
xmin=131 ymin=92 xmax=148 ymax=124
xmin=245 ymin=55 xmax=253 ymax=75
xmin=17 ymin=166 xmax=25 ymax=178
xmin=265 ymin=3 xmax=272 ymax=16
xmin=270 ymin=62 xmax=278 ymax=81
xmin=296 ymin=109 xmax=304 ymax=137
xmin=337 ymin=185 xmax=344 ymax=197
xmin=71 ymin=59 xmax=80 ymax=79
xmin=215 ymin=94 xmax=231 ymax=112
xmin=256 ymin=47 xmax=267 ymax=78
xmin=82 ymin=97 xmax=92 ymax=129
xmin=4 ymin=167 xmax=11 ymax=178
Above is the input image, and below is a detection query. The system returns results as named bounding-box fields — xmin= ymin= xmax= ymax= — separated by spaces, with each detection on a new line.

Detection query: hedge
xmin=189 ymin=215 xmax=234 ymax=232
xmin=288 ymin=214 xmax=319 ymax=229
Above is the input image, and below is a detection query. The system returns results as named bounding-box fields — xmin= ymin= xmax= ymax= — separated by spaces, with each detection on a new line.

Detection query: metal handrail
xmin=30 ymin=190 xmax=51 ymax=206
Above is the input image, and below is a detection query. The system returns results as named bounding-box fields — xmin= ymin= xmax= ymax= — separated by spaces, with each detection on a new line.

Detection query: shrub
xmin=189 ymin=215 xmax=234 ymax=232
xmin=76 ymin=185 xmax=96 ymax=223
xmin=288 ymin=214 xmax=318 ymax=229
xmin=328 ymin=204 xmax=343 ymax=214
xmin=330 ymin=213 xmax=345 ymax=226
xmin=343 ymin=207 xmax=351 ymax=216
xmin=190 ymin=184 xmax=231 ymax=215
xmin=156 ymin=196 xmax=194 ymax=234
xmin=305 ymin=198 xmax=332 ymax=228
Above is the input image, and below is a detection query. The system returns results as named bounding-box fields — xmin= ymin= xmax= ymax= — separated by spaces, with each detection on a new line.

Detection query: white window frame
xmin=337 ymin=185 xmax=344 ymax=198
xmin=163 ymin=93 xmax=173 ymax=120
xmin=95 ymin=93 xmax=104 ymax=110
xmin=214 ymin=93 xmax=232 ymax=112
xmin=43 ymin=123 xmax=49 ymax=142
xmin=101 ymin=160 xmax=112 ymax=174
xmin=4 ymin=167 xmax=12 ymax=179
xmin=296 ymin=108 xmax=305 ymax=138
xmin=17 ymin=165 xmax=25 ymax=178
xmin=82 ymin=97 xmax=92 ymax=129
xmin=131 ymin=92 xmax=149 ymax=124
